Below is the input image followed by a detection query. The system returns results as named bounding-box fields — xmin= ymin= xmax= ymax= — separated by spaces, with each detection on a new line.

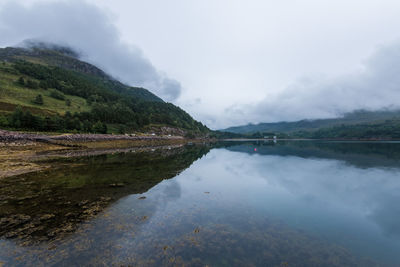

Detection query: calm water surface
xmin=1 ymin=141 xmax=400 ymax=266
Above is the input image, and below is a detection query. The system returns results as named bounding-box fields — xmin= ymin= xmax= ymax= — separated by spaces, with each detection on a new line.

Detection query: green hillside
xmin=0 ymin=46 xmax=209 ymax=135
xmin=0 ymin=46 xmax=163 ymax=102
xmin=0 ymin=62 xmax=90 ymax=115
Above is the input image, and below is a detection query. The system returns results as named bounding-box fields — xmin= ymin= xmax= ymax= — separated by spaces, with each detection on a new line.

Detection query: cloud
xmin=0 ymin=0 xmax=181 ymax=101
xmin=222 ymin=42 xmax=400 ymax=127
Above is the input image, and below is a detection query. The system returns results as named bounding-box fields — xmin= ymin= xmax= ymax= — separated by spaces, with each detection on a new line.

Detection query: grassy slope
xmin=0 ymin=47 xmax=163 ymax=103
xmin=0 ymin=62 xmax=90 ymax=115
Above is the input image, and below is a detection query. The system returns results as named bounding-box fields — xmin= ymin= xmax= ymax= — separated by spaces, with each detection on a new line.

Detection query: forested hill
xmin=0 ymin=46 xmax=209 ymax=136
xmin=222 ymin=110 xmax=400 ymax=139
xmin=0 ymin=46 xmax=163 ymax=102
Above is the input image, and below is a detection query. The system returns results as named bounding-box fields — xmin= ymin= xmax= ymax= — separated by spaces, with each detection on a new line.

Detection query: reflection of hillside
xmin=221 ymin=141 xmax=400 ymax=168
xmin=0 ymin=144 xmax=210 ymax=243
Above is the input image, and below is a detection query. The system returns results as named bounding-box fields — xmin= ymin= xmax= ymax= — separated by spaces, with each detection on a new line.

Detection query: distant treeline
xmin=295 ymin=121 xmax=400 ymax=139
xmin=218 ymin=121 xmax=400 ymax=140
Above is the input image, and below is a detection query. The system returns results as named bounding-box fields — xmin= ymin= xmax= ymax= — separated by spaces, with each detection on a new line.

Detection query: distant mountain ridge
xmin=222 ymin=109 xmax=400 ymax=137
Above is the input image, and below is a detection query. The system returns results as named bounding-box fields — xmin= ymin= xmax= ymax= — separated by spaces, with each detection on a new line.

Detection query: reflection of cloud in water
xmin=111 ymin=179 xmax=182 ymax=223
xmin=151 ymin=180 xmax=181 ymax=207
xmin=367 ymin=196 xmax=400 ymax=238
xmin=223 ymin=151 xmax=400 ymax=238
xmin=161 ymin=180 xmax=181 ymax=201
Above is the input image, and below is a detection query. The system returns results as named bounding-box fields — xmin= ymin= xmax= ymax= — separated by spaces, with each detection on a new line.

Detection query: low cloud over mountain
xmin=0 ymin=0 xmax=181 ymax=101
xmin=223 ymin=42 xmax=400 ymax=127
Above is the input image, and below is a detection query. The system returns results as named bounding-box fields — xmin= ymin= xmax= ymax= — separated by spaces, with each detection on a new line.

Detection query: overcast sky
xmin=1 ymin=0 xmax=400 ymax=129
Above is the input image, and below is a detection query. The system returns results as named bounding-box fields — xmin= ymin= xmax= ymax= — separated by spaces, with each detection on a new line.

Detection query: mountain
xmin=0 ymin=45 xmax=209 ymax=135
xmin=0 ymin=45 xmax=163 ymax=102
xmin=222 ymin=110 xmax=400 ymax=139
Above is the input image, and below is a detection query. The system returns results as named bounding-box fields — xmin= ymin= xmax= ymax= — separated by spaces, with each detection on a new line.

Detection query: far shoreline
xmin=222 ymin=138 xmax=400 ymax=142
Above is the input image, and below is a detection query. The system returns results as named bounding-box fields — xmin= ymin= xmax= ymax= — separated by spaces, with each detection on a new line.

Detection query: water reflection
xmin=221 ymin=141 xmax=400 ymax=264
xmin=0 ymin=144 xmax=210 ymax=244
xmin=1 ymin=141 xmax=400 ymax=266
xmin=223 ymin=140 xmax=400 ymax=168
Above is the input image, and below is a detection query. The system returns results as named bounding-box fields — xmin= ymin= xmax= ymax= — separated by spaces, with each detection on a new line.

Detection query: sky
xmin=1 ymin=0 xmax=400 ymax=129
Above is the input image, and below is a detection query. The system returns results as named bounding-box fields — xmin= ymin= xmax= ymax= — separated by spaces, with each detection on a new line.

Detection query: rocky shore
xmin=0 ymin=129 xmax=183 ymax=146
xmin=0 ymin=129 xmax=196 ymax=179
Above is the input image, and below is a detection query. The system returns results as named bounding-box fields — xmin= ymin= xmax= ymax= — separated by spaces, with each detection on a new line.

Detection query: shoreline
xmin=0 ymin=129 xmax=185 ymax=146
xmin=0 ymin=129 xmax=209 ymax=179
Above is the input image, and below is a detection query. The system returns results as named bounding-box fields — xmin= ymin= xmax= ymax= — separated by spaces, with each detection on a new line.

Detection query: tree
xmin=65 ymin=99 xmax=71 ymax=106
xmin=93 ymin=121 xmax=107 ymax=134
xmin=10 ymin=106 xmax=23 ymax=127
xmin=50 ymin=89 xmax=65 ymax=100
xmin=118 ymin=125 xmax=127 ymax=134
xmin=33 ymin=94 xmax=44 ymax=105
xmin=43 ymin=116 xmax=55 ymax=131
xmin=21 ymin=110 xmax=35 ymax=128
xmin=26 ymin=79 xmax=39 ymax=89
xmin=83 ymin=120 xmax=92 ymax=132
xmin=17 ymin=76 xmax=25 ymax=86
xmin=0 ymin=114 xmax=8 ymax=127
xmin=39 ymin=80 xmax=49 ymax=90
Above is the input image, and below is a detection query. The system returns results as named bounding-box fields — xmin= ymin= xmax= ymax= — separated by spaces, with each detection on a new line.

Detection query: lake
xmin=1 ymin=141 xmax=400 ymax=266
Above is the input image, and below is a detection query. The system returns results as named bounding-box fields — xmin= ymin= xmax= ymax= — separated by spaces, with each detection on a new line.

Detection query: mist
xmin=0 ymin=0 xmax=181 ymax=101
xmin=221 ymin=42 xmax=400 ymax=128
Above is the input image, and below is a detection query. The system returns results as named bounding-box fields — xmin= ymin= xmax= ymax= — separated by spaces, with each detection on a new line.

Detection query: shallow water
xmin=1 ymin=141 xmax=400 ymax=266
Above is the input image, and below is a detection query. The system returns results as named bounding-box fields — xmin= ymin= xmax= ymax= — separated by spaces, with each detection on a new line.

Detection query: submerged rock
xmin=0 ymin=214 xmax=31 ymax=227
xmin=39 ymin=214 xmax=55 ymax=221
